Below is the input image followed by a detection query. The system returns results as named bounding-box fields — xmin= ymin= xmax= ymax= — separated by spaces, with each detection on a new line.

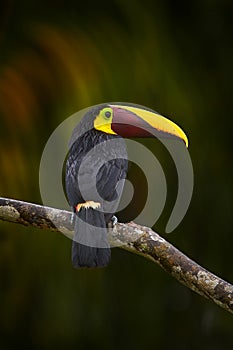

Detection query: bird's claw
xmin=111 ymin=215 xmax=118 ymax=226
xmin=70 ymin=212 xmax=75 ymax=225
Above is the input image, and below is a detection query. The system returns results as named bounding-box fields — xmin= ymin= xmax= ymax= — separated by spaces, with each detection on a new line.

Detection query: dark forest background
xmin=0 ymin=0 xmax=232 ymax=349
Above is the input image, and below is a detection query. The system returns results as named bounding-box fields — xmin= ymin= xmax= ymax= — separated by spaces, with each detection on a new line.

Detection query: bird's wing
xmin=96 ymin=158 xmax=128 ymax=202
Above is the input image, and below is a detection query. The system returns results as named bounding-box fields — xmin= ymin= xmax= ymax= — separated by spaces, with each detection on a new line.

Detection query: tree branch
xmin=0 ymin=197 xmax=232 ymax=314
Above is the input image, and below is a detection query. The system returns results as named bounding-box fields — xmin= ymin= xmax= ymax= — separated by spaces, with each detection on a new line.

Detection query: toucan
xmin=65 ymin=103 xmax=188 ymax=268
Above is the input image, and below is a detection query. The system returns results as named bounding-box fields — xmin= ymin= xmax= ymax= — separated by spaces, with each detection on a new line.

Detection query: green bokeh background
xmin=0 ymin=0 xmax=232 ymax=349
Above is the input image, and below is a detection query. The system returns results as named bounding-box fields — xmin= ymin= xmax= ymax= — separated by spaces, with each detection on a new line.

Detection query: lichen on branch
xmin=0 ymin=197 xmax=232 ymax=314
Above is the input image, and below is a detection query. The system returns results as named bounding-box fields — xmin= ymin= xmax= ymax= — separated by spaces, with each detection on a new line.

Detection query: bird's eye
xmin=101 ymin=107 xmax=113 ymax=120
xmin=105 ymin=111 xmax=111 ymax=118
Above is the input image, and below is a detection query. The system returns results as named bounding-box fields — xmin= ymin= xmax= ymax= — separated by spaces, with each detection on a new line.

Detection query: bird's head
xmin=93 ymin=103 xmax=188 ymax=147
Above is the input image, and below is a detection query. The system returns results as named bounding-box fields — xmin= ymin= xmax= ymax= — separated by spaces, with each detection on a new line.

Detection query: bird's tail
xmin=72 ymin=209 xmax=111 ymax=268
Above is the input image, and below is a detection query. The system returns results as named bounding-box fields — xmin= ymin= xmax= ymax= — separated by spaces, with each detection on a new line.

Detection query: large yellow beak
xmin=110 ymin=104 xmax=188 ymax=147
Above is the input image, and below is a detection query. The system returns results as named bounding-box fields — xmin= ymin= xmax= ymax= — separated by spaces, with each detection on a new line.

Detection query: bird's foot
xmin=76 ymin=201 xmax=101 ymax=212
xmin=108 ymin=215 xmax=118 ymax=229
xmin=70 ymin=211 xmax=75 ymax=225
xmin=111 ymin=215 xmax=118 ymax=226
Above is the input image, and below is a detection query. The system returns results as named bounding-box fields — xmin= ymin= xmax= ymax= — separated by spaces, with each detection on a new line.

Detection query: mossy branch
xmin=0 ymin=197 xmax=232 ymax=314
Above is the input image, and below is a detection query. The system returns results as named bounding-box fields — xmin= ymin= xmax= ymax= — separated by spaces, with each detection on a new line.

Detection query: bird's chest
xmin=66 ymin=132 xmax=127 ymax=206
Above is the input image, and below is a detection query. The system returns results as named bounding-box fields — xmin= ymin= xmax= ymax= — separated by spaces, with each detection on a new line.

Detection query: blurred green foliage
xmin=0 ymin=0 xmax=233 ymax=349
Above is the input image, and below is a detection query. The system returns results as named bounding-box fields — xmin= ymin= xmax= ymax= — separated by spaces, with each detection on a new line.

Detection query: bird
xmin=65 ymin=103 xmax=188 ymax=268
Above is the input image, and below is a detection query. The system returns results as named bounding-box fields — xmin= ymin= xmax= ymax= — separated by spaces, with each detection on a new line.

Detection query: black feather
xmin=65 ymin=107 xmax=128 ymax=268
